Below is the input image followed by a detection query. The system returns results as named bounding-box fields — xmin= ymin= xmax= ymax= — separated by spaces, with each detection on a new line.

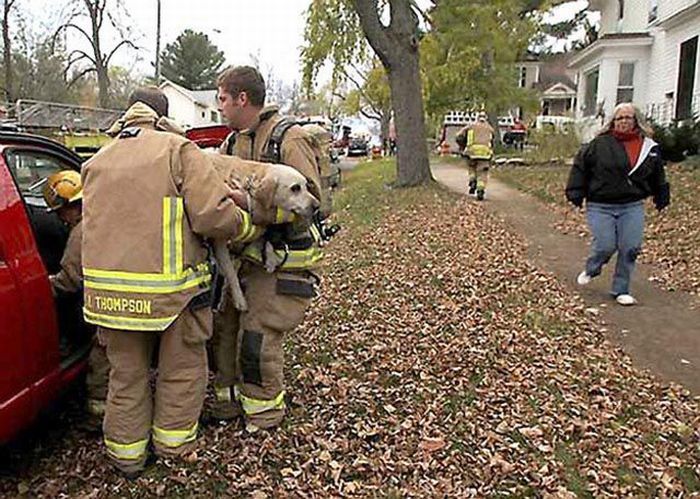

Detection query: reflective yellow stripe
xmin=275 ymin=207 xmax=296 ymax=224
xmin=242 ymin=224 xmax=323 ymax=270
xmin=104 ymin=437 xmax=148 ymax=461
xmin=84 ymin=271 xmax=211 ymax=294
xmin=162 ymin=197 xmax=184 ymax=274
xmin=215 ymin=386 xmax=232 ymax=403
xmin=84 ymin=308 xmax=178 ymax=331
xmin=235 ymin=210 xmax=253 ymax=241
xmin=163 ymin=198 xmax=172 ymax=274
xmin=152 ymin=422 xmax=198 ymax=448
xmin=84 ymin=263 xmax=209 ymax=282
xmin=235 ymin=386 xmax=285 ymax=416
xmin=467 ymin=144 xmax=493 ymax=159
xmin=467 ymin=129 xmax=475 ymax=146
xmin=174 ymin=198 xmax=184 ymax=275
xmin=242 ymin=245 xmax=323 ymax=270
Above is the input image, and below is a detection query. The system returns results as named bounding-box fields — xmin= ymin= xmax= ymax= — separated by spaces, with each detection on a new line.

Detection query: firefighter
xmin=43 ymin=170 xmax=109 ymax=431
xmin=456 ymin=112 xmax=495 ymax=201
xmin=81 ymin=87 xmax=262 ymax=477
xmin=212 ymin=66 xmax=323 ymax=432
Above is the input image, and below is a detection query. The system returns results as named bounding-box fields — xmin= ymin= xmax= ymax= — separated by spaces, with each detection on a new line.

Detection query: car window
xmin=4 ymin=149 xmax=77 ymax=201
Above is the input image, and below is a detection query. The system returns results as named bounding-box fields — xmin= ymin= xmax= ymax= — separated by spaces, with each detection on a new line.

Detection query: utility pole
xmin=155 ymin=0 xmax=161 ymax=83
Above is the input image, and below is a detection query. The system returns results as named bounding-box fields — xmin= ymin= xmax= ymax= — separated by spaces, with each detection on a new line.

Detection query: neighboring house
xmin=159 ymin=80 xmax=222 ymax=129
xmin=569 ymin=0 xmax=700 ymax=139
xmin=514 ymin=52 xmax=578 ymax=121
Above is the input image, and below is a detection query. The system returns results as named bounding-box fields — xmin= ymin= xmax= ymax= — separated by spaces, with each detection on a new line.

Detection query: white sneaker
xmin=576 ymin=271 xmax=592 ymax=285
xmin=615 ymin=294 xmax=637 ymax=306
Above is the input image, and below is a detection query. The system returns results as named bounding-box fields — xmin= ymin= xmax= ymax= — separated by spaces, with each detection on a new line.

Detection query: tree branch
xmin=351 ymin=0 xmax=395 ymax=68
xmin=55 ymin=22 xmax=94 ymax=46
xmin=104 ymin=38 xmax=138 ymax=66
xmin=66 ymin=50 xmax=95 ymax=69
xmin=67 ymin=67 xmax=96 ymax=87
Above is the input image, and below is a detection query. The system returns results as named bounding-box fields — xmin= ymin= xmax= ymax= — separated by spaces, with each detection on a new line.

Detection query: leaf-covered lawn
xmin=495 ymin=162 xmax=700 ymax=296
xmin=1 ymin=160 xmax=699 ymax=497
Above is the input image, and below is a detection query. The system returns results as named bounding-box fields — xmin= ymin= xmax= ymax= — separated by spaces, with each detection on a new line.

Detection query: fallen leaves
xmin=1 ymin=162 xmax=699 ymax=497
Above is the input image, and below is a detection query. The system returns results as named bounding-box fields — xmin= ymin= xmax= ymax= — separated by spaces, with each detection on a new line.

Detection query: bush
xmin=651 ymin=119 xmax=700 ymax=162
xmin=525 ymin=125 xmax=582 ymax=164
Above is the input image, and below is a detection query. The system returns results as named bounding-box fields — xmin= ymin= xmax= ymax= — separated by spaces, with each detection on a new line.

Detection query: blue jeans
xmin=585 ymin=201 xmax=645 ymax=296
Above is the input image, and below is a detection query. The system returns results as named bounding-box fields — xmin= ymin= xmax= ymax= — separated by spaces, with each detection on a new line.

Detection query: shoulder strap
xmin=262 ymin=116 xmax=298 ymax=164
xmin=225 ymin=132 xmax=237 ymax=156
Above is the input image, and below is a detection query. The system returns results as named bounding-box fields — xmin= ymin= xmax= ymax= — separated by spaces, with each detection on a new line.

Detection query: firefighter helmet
xmin=43 ymin=170 xmax=83 ymax=212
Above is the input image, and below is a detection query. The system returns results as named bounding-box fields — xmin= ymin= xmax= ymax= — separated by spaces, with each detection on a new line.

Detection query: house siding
xmin=648 ymin=10 xmax=700 ymax=118
xmin=572 ymin=0 xmax=699 ymax=133
xmin=599 ymin=0 xmax=649 ymax=35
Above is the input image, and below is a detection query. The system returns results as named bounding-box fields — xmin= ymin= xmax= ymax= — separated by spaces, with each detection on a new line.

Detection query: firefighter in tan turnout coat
xmin=43 ymin=170 xmax=109 ymax=430
xmin=81 ymin=87 xmax=258 ymax=475
xmin=211 ymin=65 xmax=323 ymax=431
xmin=456 ymin=112 xmax=495 ymax=201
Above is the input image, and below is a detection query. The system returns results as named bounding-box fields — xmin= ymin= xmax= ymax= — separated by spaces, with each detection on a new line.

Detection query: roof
xmin=159 ymin=80 xmax=218 ymax=108
xmin=533 ymin=52 xmax=577 ymax=91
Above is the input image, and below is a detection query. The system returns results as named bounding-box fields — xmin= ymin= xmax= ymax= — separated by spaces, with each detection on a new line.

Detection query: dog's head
xmin=253 ymin=164 xmax=319 ymax=220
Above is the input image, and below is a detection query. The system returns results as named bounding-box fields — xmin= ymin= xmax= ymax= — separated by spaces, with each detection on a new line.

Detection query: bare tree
xmin=55 ymin=0 xmax=137 ymax=108
xmin=2 ymin=0 xmax=18 ymax=102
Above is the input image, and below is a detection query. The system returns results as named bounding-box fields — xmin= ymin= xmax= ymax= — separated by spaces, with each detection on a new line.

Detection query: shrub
xmin=525 ymin=125 xmax=582 ymax=165
xmin=651 ymin=119 xmax=700 ymax=162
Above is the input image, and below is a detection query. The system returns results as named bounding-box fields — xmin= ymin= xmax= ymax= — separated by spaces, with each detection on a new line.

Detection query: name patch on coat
xmin=89 ymin=295 xmax=153 ymax=315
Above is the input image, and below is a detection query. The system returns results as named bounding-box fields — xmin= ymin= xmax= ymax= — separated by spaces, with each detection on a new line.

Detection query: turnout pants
xmin=100 ymin=306 xmax=212 ymax=473
xmin=86 ymin=339 xmax=110 ymax=417
xmin=468 ymin=158 xmax=490 ymax=191
xmin=211 ymin=264 xmax=313 ymax=429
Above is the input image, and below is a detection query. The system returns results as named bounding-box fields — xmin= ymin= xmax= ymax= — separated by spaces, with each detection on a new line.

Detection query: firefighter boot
xmin=476 ymin=189 xmax=485 ymax=201
xmin=210 ymin=386 xmax=243 ymax=421
xmin=468 ymin=178 xmax=477 ymax=195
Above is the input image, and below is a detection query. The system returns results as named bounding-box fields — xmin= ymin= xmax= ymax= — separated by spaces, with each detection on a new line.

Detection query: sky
xmin=24 ymin=0 xmax=596 ymax=88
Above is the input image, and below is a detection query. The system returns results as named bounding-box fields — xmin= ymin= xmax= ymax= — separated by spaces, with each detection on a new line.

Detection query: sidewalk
xmin=433 ymin=160 xmax=700 ymax=394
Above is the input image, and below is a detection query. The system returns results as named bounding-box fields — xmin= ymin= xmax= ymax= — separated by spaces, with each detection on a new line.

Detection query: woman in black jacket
xmin=565 ymin=103 xmax=670 ymax=305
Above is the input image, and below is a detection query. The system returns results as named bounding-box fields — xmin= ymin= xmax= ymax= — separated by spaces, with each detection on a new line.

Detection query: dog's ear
xmin=252 ymin=173 xmax=277 ymax=210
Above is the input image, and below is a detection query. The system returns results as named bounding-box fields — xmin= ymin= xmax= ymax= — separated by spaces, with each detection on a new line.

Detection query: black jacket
xmin=565 ymin=133 xmax=670 ymax=209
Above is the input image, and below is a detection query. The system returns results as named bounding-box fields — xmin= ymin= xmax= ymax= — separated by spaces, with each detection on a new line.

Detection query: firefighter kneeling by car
xmin=81 ymin=87 xmax=270 ymax=477
xmin=43 ymin=170 xmax=109 ymax=432
xmin=456 ymin=112 xmax=495 ymax=201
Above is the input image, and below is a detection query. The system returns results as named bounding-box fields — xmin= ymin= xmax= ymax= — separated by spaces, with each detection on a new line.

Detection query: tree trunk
xmin=388 ymin=55 xmax=430 ymax=184
xmin=380 ymin=110 xmax=391 ymax=154
xmin=2 ymin=0 xmax=14 ymax=102
xmin=352 ymin=0 xmax=432 ymax=187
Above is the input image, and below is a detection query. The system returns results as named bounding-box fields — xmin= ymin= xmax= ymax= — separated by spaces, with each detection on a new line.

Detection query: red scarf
xmin=612 ymin=129 xmax=643 ymax=169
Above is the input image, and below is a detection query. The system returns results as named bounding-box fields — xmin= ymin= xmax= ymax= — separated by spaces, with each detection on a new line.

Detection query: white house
xmin=159 ymin=79 xmax=222 ymax=129
xmin=569 ymin=0 xmax=700 ymax=139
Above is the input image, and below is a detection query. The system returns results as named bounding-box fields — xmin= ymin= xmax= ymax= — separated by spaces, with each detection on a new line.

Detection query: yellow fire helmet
xmin=43 ymin=170 xmax=83 ymax=212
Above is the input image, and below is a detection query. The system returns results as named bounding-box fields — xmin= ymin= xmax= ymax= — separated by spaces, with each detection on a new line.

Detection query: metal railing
xmin=646 ymin=92 xmax=700 ymax=125
xmin=14 ymin=99 xmax=123 ymax=131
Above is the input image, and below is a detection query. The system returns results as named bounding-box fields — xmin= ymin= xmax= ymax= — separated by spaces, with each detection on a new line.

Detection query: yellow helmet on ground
xmin=43 ymin=170 xmax=83 ymax=212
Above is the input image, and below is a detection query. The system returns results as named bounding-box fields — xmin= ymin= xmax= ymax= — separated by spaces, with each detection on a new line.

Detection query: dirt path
xmin=433 ymin=161 xmax=700 ymax=394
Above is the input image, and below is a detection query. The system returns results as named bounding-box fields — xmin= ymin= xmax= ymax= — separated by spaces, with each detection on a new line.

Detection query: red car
xmin=0 ymin=131 xmax=92 ymax=444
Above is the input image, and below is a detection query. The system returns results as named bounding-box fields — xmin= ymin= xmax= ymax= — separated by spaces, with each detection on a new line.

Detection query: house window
xmin=676 ymin=36 xmax=698 ymax=120
xmin=583 ymin=67 xmax=599 ymax=116
xmin=210 ymin=111 xmax=218 ymax=122
xmin=616 ymin=63 xmax=635 ymax=104
xmin=201 ymin=111 xmax=206 ymax=118
xmin=618 ymin=0 xmax=625 ymax=20
xmin=648 ymin=0 xmax=658 ymax=22
xmin=518 ymin=67 xmax=527 ymax=88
